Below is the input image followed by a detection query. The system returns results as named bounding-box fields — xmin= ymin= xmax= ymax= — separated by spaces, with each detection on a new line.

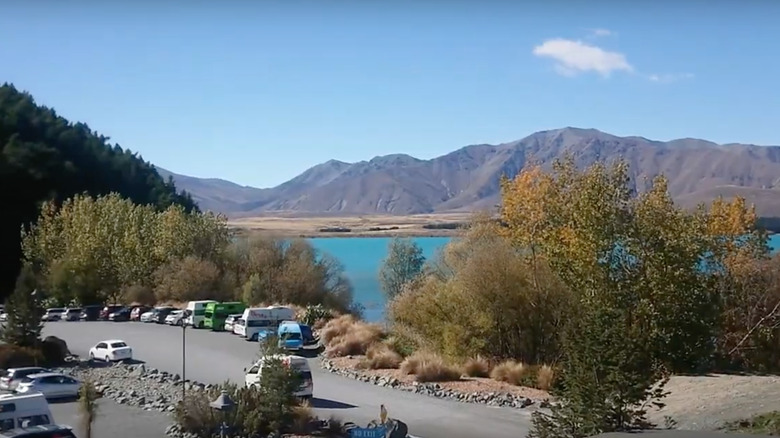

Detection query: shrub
xmin=359 ymin=343 xmax=403 ymax=370
xmin=536 ymin=364 xmax=556 ymax=391
xmin=302 ymin=304 xmax=333 ymax=327
xmin=415 ymin=357 xmax=462 ymax=382
xmin=490 ymin=360 xmax=530 ymax=386
xmin=383 ymin=335 xmax=416 ymax=358
xmin=0 ymin=344 xmax=43 ymax=369
xmin=400 ymin=351 xmax=462 ymax=382
xmin=463 ymin=356 xmax=491 ymax=377
xmin=321 ymin=315 xmax=384 ymax=358
xmin=320 ymin=315 xmax=357 ymax=344
xmin=289 ymin=400 xmax=316 ymax=435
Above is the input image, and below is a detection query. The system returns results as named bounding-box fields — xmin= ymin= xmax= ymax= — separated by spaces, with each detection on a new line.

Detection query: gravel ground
xmin=649 ymin=374 xmax=780 ymax=430
xmin=50 ymin=398 xmax=171 ymax=437
xmin=44 ymin=321 xmax=535 ymax=438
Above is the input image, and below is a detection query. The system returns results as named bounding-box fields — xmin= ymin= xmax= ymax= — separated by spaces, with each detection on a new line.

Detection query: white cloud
xmin=647 ymin=72 xmax=695 ymax=83
xmin=590 ymin=28 xmax=613 ymax=37
xmin=532 ymin=38 xmax=633 ymax=78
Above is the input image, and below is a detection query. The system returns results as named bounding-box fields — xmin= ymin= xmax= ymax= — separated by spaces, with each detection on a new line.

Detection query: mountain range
xmin=157 ymin=127 xmax=780 ymax=218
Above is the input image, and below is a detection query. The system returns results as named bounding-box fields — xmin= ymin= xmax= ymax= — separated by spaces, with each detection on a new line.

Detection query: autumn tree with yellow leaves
xmin=389 ymin=155 xmax=778 ymax=438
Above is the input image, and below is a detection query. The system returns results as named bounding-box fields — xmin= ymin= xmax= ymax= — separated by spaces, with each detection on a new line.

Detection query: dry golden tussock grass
xmin=358 ymin=343 xmax=403 ymax=370
xmin=320 ymin=315 xmax=358 ymax=344
xmin=399 ymin=351 xmax=462 ymax=382
xmin=536 ymin=364 xmax=555 ymax=391
xmin=290 ymin=399 xmax=316 ymax=435
xmin=490 ymin=360 xmax=529 ymax=386
xmin=462 ymin=356 xmax=491 ymax=378
xmin=321 ymin=315 xmax=384 ymax=357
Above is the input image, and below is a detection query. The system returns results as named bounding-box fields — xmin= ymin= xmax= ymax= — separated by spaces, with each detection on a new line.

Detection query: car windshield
xmin=47 ymin=308 xmax=64 ymax=313
xmin=110 ymin=342 xmax=127 ymax=348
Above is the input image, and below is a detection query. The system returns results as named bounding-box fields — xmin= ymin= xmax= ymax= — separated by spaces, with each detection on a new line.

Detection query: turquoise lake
xmin=310 ymin=234 xmax=780 ymax=322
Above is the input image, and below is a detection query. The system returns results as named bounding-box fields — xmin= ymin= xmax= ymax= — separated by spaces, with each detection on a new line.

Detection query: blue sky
xmin=2 ymin=1 xmax=778 ymax=188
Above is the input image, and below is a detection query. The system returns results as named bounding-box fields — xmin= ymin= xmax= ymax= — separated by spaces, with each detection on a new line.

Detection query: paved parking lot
xmin=49 ymin=399 xmax=171 ymax=438
xmin=44 ymin=320 xmax=536 ymax=438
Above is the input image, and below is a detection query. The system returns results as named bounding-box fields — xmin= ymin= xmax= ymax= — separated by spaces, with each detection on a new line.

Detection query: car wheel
xmin=89 ymin=352 xmax=95 ymax=361
xmin=198 ymin=321 xmax=204 ymax=329
xmin=176 ymin=319 xmax=182 ymax=326
xmin=250 ymin=333 xmax=258 ymax=342
xmin=104 ymin=355 xmax=111 ymax=362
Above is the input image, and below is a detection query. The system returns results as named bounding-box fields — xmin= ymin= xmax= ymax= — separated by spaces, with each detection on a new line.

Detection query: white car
xmin=15 ymin=372 xmax=81 ymax=399
xmin=41 ymin=308 xmax=66 ymax=322
xmin=88 ymin=339 xmax=133 ymax=362
xmin=224 ymin=314 xmax=242 ymax=332
xmin=165 ymin=310 xmax=186 ymax=326
xmin=140 ymin=311 xmax=155 ymax=323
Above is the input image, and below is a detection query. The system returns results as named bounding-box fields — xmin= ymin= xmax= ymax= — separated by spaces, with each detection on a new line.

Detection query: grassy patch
xmin=725 ymin=411 xmax=780 ymax=435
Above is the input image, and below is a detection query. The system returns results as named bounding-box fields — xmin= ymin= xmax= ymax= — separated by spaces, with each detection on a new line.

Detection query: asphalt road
xmin=49 ymin=398 xmax=171 ymax=437
xmin=43 ymin=321 xmax=533 ymax=438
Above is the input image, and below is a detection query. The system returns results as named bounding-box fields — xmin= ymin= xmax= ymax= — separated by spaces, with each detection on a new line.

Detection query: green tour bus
xmin=203 ymin=302 xmax=247 ymax=331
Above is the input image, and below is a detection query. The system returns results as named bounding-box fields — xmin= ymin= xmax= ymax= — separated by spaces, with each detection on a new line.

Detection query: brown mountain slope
xmin=162 ymin=127 xmax=780 ymax=217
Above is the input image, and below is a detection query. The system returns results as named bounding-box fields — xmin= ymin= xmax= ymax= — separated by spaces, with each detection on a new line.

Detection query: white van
xmin=185 ymin=300 xmax=218 ymax=328
xmin=0 ymin=393 xmax=55 ymax=432
xmin=244 ymin=355 xmax=313 ymax=400
xmin=237 ymin=306 xmax=295 ymax=341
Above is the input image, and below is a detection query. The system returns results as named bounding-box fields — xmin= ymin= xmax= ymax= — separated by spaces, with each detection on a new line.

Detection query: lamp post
xmin=181 ymin=322 xmax=187 ymax=404
xmin=209 ymin=390 xmax=235 ymax=438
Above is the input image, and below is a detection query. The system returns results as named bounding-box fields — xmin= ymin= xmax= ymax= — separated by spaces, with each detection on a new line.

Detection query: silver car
xmin=0 ymin=367 xmax=50 ymax=391
xmin=15 ymin=373 xmax=82 ymax=399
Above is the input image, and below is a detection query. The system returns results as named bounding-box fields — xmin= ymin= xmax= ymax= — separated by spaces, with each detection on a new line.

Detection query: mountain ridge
xmin=157 ymin=127 xmax=780 ymax=217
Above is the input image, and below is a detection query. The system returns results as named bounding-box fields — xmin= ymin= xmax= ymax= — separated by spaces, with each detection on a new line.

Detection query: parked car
xmin=98 ymin=305 xmax=123 ymax=321
xmin=15 ymin=373 xmax=81 ymax=399
xmin=139 ymin=310 xmax=155 ymax=323
xmin=40 ymin=309 xmax=65 ymax=322
xmin=0 ymin=424 xmax=77 ymax=437
xmin=62 ymin=308 xmax=82 ymax=322
xmin=108 ymin=308 xmax=131 ymax=322
xmin=130 ymin=306 xmax=151 ymax=321
xmin=88 ymin=340 xmax=133 ymax=362
xmin=79 ymin=305 xmax=102 ymax=321
xmin=148 ymin=307 xmax=175 ymax=324
xmin=165 ymin=310 xmax=187 ymax=326
xmin=224 ymin=314 xmax=242 ymax=332
xmin=0 ymin=368 xmax=51 ymax=391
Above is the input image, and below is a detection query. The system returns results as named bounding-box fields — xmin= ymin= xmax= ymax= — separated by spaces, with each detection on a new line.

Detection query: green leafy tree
xmin=2 ymin=264 xmax=44 ymax=348
xmin=256 ymin=356 xmax=305 ymax=434
xmin=379 ymin=238 xmax=426 ymax=299
xmin=1 ymin=83 xmax=196 ymax=299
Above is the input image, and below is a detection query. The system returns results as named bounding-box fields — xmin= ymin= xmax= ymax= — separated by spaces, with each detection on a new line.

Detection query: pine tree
xmin=2 ymin=264 xmax=44 ymax=347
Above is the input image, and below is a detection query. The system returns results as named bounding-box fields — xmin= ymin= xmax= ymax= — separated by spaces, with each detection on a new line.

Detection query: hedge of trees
xmin=0 ymin=83 xmax=197 ymax=298
xmin=382 ymin=157 xmax=780 ymax=438
xmin=19 ymin=193 xmax=354 ymax=313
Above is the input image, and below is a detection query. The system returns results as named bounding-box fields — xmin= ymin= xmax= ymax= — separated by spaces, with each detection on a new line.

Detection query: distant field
xmin=228 ymin=213 xmax=475 ymax=238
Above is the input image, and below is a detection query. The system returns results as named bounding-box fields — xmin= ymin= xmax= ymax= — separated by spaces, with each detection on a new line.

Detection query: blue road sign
xmin=349 ymin=426 xmax=387 ymax=438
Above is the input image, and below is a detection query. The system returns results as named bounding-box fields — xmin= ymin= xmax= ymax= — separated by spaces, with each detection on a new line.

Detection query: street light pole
xmin=182 ymin=323 xmax=186 ymax=404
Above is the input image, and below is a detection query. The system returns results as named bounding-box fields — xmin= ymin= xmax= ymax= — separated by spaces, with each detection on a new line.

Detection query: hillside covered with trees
xmin=0 ymin=83 xmax=197 ymax=298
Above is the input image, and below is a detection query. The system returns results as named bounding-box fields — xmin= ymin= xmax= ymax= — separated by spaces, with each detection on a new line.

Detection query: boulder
xmin=41 ymin=336 xmax=70 ymax=365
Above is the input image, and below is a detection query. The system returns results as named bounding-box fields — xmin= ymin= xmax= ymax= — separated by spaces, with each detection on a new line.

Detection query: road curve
xmin=44 ymin=321 xmax=532 ymax=438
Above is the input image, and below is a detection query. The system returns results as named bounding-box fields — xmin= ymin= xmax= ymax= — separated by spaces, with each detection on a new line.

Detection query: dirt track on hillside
xmin=650 ymin=374 xmax=780 ymax=430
